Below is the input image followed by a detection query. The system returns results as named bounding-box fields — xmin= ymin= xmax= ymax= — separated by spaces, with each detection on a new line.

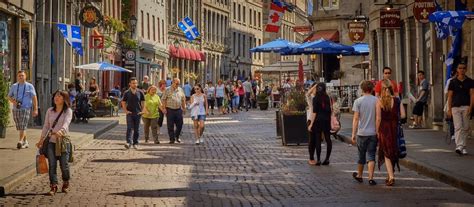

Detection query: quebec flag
xmin=178 ymin=17 xmax=200 ymax=41
xmin=57 ymin=23 xmax=83 ymax=56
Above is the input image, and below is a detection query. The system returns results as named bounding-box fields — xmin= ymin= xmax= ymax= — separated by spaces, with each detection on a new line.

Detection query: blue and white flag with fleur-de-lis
xmin=178 ymin=17 xmax=200 ymax=41
xmin=56 ymin=23 xmax=83 ymax=56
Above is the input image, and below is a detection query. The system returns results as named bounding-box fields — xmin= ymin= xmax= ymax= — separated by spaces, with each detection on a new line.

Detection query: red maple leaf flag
xmin=265 ymin=3 xmax=285 ymax=33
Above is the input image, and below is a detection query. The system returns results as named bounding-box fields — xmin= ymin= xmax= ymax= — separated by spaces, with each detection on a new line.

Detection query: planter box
xmin=281 ymin=112 xmax=308 ymax=146
xmin=258 ymin=102 xmax=269 ymax=110
xmin=276 ymin=110 xmax=282 ymax=138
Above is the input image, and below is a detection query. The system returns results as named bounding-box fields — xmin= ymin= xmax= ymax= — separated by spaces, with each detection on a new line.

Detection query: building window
xmin=254 ymin=10 xmax=257 ymax=26
xmin=162 ymin=19 xmax=165 ymax=43
xmin=258 ymin=12 xmax=261 ymax=28
xmin=233 ymin=3 xmax=236 ymax=20
xmin=157 ymin=17 xmax=160 ymax=43
xmin=168 ymin=0 xmax=172 ymax=25
xmin=238 ymin=4 xmax=242 ymax=22
xmin=147 ymin=13 xmax=150 ymax=40
xmin=243 ymin=6 xmax=246 ymax=24
xmin=153 ymin=15 xmax=156 ymax=41
xmin=319 ymin=0 xmax=339 ymax=10
xmin=141 ymin=10 xmax=144 ymax=37
xmin=233 ymin=32 xmax=236 ymax=56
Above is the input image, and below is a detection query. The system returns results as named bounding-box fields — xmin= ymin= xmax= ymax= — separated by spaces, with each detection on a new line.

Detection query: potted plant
xmin=256 ymin=92 xmax=269 ymax=110
xmin=0 ymin=71 xmax=10 ymax=138
xmin=280 ymin=84 xmax=308 ymax=146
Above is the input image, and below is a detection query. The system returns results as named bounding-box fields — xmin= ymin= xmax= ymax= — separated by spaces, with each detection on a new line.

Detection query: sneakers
xmin=176 ymin=138 xmax=182 ymax=143
xmin=124 ymin=144 xmax=131 ymax=149
xmin=200 ymin=137 xmax=204 ymax=144
xmin=154 ymin=140 xmax=160 ymax=144
xmin=462 ymin=148 xmax=468 ymax=155
xmin=455 ymin=147 xmax=462 ymax=155
xmin=132 ymin=144 xmax=139 ymax=150
xmin=17 ymin=141 xmax=23 ymax=149
xmin=22 ymin=140 xmax=29 ymax=149
xmin=195 ymin=139 xmax=200 ymax=145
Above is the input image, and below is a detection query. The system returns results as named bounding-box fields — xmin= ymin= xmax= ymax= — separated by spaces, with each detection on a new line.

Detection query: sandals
xmin=352 ymin=172 xmax=363 ymax=183
xmin=308 ymin=160 xmax=317 ymax=165
xmin=368 ymin=180 xmax=377 ymax=186
xmin=386 ymin=178 xmax=395 ymax=186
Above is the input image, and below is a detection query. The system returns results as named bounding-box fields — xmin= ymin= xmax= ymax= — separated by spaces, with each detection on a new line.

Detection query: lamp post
xmin=128 ymin=15 xmax=137 ymax=38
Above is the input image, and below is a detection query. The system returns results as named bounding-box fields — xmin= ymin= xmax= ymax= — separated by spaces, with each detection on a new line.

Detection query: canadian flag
xmin=265 ymin=3 xmax=285 ymax=33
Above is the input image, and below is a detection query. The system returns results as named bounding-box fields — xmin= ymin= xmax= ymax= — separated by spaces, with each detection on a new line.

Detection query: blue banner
xmin=56 ymin=23 xmax=83 ymax=56
xmin=178 ymin=17 xmax=200 ymax=41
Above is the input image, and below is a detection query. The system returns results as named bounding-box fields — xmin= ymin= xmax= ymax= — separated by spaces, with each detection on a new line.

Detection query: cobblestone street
xmin=1 ymin=110 xmax=473 ymax=206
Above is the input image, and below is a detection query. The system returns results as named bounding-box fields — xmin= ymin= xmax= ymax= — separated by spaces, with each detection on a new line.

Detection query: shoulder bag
xmin=40 ymin=110 xmax=64 ymax=156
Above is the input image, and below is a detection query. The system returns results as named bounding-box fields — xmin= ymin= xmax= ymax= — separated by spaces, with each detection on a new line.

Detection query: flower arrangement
xmin=281 ymin=84 xmax=307 ymax=115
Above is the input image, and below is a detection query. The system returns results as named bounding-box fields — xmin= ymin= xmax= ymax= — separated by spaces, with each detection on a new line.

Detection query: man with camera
xmin=8 ymin=70 xmax=38 ymax=149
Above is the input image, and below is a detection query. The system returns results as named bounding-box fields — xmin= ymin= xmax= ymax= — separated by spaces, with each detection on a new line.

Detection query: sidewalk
xmin=337 ymin=113 xmax=474 ymax=194
xmin=0 ymin=116 xmax=119 ymax=196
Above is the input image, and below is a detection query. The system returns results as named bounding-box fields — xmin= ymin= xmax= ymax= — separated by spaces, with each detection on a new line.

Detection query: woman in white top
xmin=207 ymin=82 xmax=216 ymax=115
xmin=215 ymin=80 xmax=226 ymax=115
xmin=190 ymin=84 xmax=208 ymax=145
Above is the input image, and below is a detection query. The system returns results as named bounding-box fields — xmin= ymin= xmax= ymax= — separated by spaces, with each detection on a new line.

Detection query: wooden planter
xmin=276 ymin=110 xmax=282 ymax=138
xmin=0 ymin=126 xmax=6 ymax=138
xmin=258 ymin=101 xmax=269 ymax=110
xmin=280 ymin=112 xmax=308 ymax=146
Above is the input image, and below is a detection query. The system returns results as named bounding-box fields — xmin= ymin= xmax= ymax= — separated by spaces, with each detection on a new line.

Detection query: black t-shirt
xmin=122 ymin=89 xmax=145 ymax=115
xmin=448 ymin=77 xmax=474 ymax=107
xmin=313 ymin=95 xmax=331 ymax=122
xmin=75 ymin=79 xmax=83 ymax=93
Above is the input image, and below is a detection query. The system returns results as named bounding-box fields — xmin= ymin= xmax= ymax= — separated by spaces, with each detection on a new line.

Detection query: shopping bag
xmin=36 ymin=151 xmax=48 ymax=174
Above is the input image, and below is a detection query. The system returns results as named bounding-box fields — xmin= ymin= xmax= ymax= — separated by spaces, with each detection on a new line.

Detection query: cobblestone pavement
xmin=1 ymin=110 xmax=474 ymax=206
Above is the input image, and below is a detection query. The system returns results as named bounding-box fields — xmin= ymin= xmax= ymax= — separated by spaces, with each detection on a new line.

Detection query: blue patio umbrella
xmin=250 ymin=38 xmax=301 ymax=53
xmin=74 ymin=62 xmax=132 ymax=73
xmin=295 ymin=38 xmax=354 ymax=54
xmin=342 ymin=43 xmax=369 ymax=56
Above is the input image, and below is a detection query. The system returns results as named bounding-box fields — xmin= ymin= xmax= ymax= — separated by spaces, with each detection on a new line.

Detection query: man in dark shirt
xmin=447 ymin=61 xmax=473 ymax=155
xmin=74 ymin=72 xmax=84 ymax=93
xmin=121 ymin=77 xmax=145 ymax=149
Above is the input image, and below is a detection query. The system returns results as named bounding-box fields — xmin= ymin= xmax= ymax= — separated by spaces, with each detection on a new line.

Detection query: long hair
xmin=380 ymin=79 xmax=394 ymax=111
xmin=52 ymin=90 xmax=71 ymax=112
xmin=315 ymin=82 xmax=329 ymax=110
xmin=147 ymin=85 xmax=157 ymax=94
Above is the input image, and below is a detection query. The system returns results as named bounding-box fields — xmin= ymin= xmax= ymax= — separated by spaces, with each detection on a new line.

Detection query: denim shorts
xmin=191 ymin=115 xmax=206 ymax=121
xmin=357 ymin=135 xmax=377 ymax=165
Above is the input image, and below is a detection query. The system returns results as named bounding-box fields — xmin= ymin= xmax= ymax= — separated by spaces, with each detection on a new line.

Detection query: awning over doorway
xmin=258 ymin=61 xmax=312 ymax=73
xmin=169 ymin=45 xmax=205 ymax=62
xmin=304 ymin=30 xmax=339 ymax=42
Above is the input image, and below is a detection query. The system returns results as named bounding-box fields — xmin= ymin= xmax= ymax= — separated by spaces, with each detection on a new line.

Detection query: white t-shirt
xmin=207 ymin=86 xmax=215 ymax=99
xmin=190 ymin=94 xmax=206 ymax=117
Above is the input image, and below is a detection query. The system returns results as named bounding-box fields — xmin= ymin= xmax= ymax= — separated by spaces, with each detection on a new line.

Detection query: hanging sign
xmin=380 ymin=9 xmax=401 ymax=29
xmin=413 ymin=0 xmax=436 ymax=23
xmin=348 ymin=22 xmax=366 ymax=43
xmin=293 ymin=26 xmax=312 ymax=33
xmin=79 ymin=5 xmax=103 ymax=28
xmin=89 ymin=35 xmax=104 ymax=49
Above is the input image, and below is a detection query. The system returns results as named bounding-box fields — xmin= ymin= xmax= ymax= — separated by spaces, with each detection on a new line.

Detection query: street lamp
xmin=128 ymin=15 xmax=137 ymax=38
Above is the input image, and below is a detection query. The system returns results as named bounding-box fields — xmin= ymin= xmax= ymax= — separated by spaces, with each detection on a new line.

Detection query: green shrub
xmin=0 ymin=71 xmax=10 ymax=127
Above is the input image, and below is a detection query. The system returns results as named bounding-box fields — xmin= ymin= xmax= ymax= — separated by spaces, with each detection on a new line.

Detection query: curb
xmin=336 ymin=131 xmax=474 ymax=195
xmin=0 ymin=120 xmax=119 ymax=197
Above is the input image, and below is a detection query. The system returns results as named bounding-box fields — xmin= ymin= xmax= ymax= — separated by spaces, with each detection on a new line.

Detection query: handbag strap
xmin=51 ymin=110 xmax=64 ymax=129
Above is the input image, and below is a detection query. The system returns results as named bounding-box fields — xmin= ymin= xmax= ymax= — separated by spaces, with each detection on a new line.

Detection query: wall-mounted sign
xmin=79 ymin=5 xmax=103 ymax=28
xmin=380 ymin=9 xmax=401 ymax=29
xmin=347 ymin=22 xmax=366 ymax=43
xmin=413 ymin=0 xmax=436 ymax=23
xmin=89 ymin=35 xmax=104 ymax=49
xmin=125 ymin=50 xmax=136 ymax=61
xmin=293 ymin=26 xmax=312 ymax=33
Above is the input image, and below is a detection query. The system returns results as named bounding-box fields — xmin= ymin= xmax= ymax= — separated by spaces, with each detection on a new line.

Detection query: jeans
xmin=356 ymin=135 xmax=378 ymax=165
xmin=142 ymin=117 xmax=159 ymax=141
xmin=166 ymin=108 xmax=183 ymax=141
xmin=232 ymin=96 xmax=240 ymax=109
xmin=245 ymin=92 xmax=251 ymax=110
xmin=452 ymin=106 xmax=469 ymax=149
xmin=126 ymin=114 xmax=141 ymax=145
xmin=47 ymin=142 xmax=70 ymax=185
xmin=239 ymin=95 xmax=244 ymax=109
xmin=158 ymin=110 xmax=164 ymax=127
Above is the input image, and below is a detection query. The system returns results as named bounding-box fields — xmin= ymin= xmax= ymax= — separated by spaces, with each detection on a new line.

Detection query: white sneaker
xmin=200 ymin=137 xmax=204 ymax=144
xmin=195 ymin=139 xmax=200 ymax=145
xmin=455 ymin=147 xmax=462 ymax=155
xmin=132 ymin=144 xmax=139 ymax=150
xmin=462 ymin=148 xmax=468 ymax=155
xmin=124 ymin=144 xmax=131 ymax=149
xmin=22 ymin=140 xmax=29 ymax=149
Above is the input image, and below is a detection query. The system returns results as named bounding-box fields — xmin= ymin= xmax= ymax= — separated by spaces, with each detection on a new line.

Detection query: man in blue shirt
xmin=8 ymin=70 xmax=38 ymax=149
xmin=166 ymin=77 xmax=172 ymax=87
xmin=183 ymin=81 xmax=192 ymax=104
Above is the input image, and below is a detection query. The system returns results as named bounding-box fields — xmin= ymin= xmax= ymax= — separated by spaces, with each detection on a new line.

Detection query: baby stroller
xmin=73 ymin=92 xmax=95 ymax=123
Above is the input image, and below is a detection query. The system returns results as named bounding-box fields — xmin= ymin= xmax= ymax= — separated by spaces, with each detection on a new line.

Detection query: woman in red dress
xmin=376 ymin=80 xmax=406 ymax=186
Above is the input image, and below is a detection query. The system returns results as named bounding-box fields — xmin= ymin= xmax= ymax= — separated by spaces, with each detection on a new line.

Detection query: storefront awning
xmin=136 ymin=57 xmax=151 ymax=64
xmin=169 ymin=45 xmax=205 ymax=61
xmin=304 ymin=30 xmax=339 ymax=42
